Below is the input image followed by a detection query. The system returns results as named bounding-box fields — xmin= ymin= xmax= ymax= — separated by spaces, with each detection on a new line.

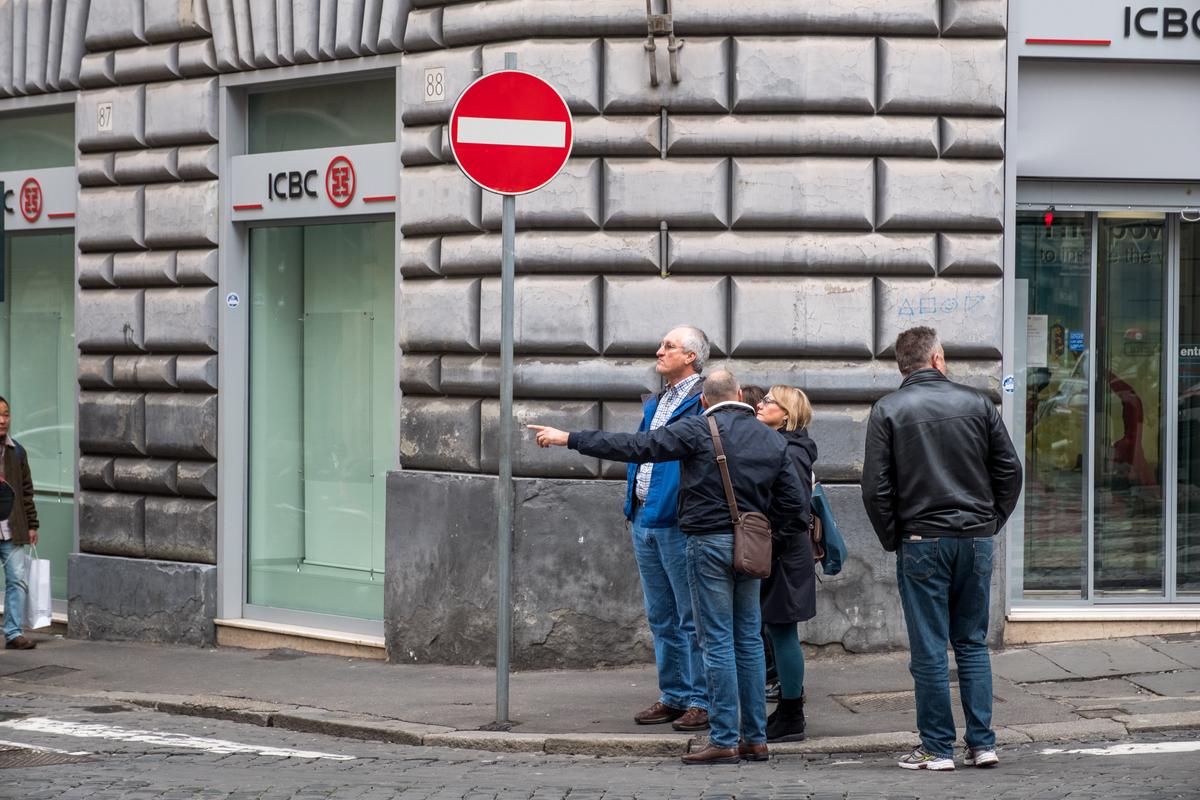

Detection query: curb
xmin=5 ymin=683 xmax=1200 ymax=758
xmin=125 ymin=694 xmax=1200 ymax=758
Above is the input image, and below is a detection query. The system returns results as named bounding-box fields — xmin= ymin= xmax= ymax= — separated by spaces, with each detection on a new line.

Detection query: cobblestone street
xmin=2 ymin=692 xmax=1197 ymax=800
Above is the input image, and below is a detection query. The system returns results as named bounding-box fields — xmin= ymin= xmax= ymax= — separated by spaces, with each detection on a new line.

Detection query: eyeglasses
xmin=758 ymin=397 xmax=780 ymax=407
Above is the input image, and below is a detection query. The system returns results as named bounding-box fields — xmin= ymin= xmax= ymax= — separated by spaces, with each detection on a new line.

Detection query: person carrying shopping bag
xmin=0 ymin=397 xmax=40 ymax=650
xmin=754 ymin=385 xmax=817 ymax=742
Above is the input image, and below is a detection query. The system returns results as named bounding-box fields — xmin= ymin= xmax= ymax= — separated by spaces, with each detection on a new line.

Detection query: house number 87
xmin=96 ymin=101 xmax=113 ymax=133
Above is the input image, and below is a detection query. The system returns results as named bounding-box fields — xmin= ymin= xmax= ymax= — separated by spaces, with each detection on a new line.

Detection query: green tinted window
xmin=247 ymin=221 xmax=394 ymax=620
xmin=0 ymin=109 xmax=74 ymax=171
xmin=248 ymin=78 xmax=395 ymax=154
xmin=0 ymin=232 xmax=76 ymax=601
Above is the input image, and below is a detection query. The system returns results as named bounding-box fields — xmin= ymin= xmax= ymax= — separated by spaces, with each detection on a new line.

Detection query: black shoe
xmin=765 ymin=679 xmax=781 ymax=703
xmin=765 ymin=695 xmax=806 ymax=743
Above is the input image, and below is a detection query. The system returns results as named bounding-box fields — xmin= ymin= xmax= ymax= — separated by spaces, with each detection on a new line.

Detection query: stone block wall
xmin=70 ymin=0 xmax=221 ymax=645
xmin=389 ymin=0 xmax=1009 ymax=665
xmin=69 ymin=0 xmax=409 ymax=645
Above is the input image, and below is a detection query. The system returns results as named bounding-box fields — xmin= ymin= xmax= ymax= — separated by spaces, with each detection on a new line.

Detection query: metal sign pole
xmin=495 ymin=51 xmax=517 ymax=727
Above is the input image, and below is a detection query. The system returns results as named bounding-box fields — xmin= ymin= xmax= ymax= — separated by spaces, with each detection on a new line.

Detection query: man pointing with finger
xmin=530 ymin=370 xmax=809 ymax=765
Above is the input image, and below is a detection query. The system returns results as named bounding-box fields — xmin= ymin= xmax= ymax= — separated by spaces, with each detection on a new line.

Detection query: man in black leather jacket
xmin=530 ymin=370 xmax=807 ymax=765
xmin=862 ymin=326 xmax=1022 ymax=772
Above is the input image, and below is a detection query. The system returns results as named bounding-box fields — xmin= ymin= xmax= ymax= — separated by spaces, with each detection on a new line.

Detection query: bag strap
xmin=706 ymin=416 xmax=741 ymax=525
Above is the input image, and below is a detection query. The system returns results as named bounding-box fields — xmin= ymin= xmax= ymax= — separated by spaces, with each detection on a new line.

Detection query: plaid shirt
xmin=634 ymin=373 xmax=703 ymax=501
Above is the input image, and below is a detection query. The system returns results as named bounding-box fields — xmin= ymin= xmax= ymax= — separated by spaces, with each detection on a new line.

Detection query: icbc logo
xmin=19 ymin=177 xmax=42 ymax=223
xmin=325 ymin=155 xmax=356 ymax=208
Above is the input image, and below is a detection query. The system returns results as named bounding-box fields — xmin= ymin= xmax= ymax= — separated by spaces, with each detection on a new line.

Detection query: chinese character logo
xmin=19 ymin=177 xmax=42 ymax=223
xmin=325 ymin=155 xmax=356 ymax=208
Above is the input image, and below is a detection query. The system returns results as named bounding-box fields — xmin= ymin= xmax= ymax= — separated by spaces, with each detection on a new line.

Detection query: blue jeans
xmin=631 ymin=508 xmax=707 ymax=711
xmin=687 ymin=533 xmax=766 ymax=748
xmin=0 ymin=539 xmax=28 ymax=642
xmin=896 ymin=535 xmax=996 ymax=757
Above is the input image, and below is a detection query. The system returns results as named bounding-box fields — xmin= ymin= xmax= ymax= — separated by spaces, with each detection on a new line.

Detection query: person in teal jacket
xmin=619 ymin=325 xmax=710 ymax=732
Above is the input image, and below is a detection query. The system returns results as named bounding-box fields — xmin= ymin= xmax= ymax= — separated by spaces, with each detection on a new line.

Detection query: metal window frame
xmin=1007 ymin=203 xmax=1196 ymax=611
xmin=216 ymin=55 xmax=402 ymax=636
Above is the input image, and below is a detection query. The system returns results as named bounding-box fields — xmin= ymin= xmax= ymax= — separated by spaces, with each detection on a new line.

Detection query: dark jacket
xmin=762 ymin=428 xmax=818 ymax=625
xmin=623 ymin=378 xmax=705 ymax=527
xmin=570 ymin=403 xmax=808 ymax=536
xmin=861 ymin=369 xmax=1023 ymax=552
xmin=2 ymin=438 xmax=38 ymax=545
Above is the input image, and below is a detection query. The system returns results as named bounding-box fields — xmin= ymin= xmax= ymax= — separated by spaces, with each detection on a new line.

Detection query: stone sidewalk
xmin=0 ymin=633 xmax=1197 ymax=757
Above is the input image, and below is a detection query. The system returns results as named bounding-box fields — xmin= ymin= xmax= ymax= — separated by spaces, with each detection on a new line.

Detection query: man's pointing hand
xmin=528 ymin=424 xmax=569 ymax=448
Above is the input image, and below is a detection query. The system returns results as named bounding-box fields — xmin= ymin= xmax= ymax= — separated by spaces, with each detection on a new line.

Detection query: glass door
xmin=0 ymin=232 xmax=76 ymax=603
xmin=1015 ymin=211 xmax=1195 ymax=604
xmin=1178 ymin=220 xmax=1200 ymax=597
xmin=247 ymin=220 xmax=394 ymax=620
xmin=1093 ymin=215 xmax=1167 ymax=597
xmin=1016 ymin=212 xmax=1093 ymax=599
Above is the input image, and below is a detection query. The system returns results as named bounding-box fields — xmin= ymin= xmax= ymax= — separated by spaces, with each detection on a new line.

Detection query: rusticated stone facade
xmin=4 ymin=0 xmax=1011 ymax=661
xmin=388 ymin=0 xmax=1010 ymax=666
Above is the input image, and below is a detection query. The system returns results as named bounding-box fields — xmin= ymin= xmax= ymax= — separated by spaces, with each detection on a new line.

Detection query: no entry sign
xmin=449 ymin=70 xmax=574 ymax=196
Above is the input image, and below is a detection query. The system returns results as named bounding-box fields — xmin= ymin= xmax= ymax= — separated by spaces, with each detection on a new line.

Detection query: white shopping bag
xmin=22 ymin=550 xmax=52 ymax=630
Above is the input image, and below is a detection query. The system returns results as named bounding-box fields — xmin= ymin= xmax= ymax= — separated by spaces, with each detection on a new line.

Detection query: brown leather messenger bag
xmin=706 ymin=416 xmax=773 ymax=578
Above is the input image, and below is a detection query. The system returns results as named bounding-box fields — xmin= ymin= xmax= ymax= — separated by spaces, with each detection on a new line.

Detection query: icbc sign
xmin=267 ymin=155 xmax=357 ymax=206
xmin=230 ymin=142 xmax=394 ymax=221
xmin=19 ymin=177 xmax=42 ymax=223
xmin=1 ymin=167 xmax=76 ymax=230
xmin=325 ymin=155 xmax=356 ymax=207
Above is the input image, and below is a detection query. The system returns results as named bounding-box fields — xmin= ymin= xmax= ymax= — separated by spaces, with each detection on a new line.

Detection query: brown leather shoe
xmin=739 ymin=741 xmax=769 ymax=762
xmin=5 ymin=636 xmax=35 ymax=650
xmin=634 ymin=701 xmax=686 ymax=725
xmin=681 ymin=743 xmax=740 ymax=765
xmin=671 ymin=707 xmax=709 ymax=731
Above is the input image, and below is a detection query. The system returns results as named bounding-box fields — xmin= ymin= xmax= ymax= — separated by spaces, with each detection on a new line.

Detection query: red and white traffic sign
xmin=449 ymin=70 xmax=573 ymax=196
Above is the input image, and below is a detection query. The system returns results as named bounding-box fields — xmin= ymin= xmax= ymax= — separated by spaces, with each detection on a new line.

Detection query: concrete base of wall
xmin=1005 ymin=619 xmax=1200 ymax=645
xmin=68 ymin=553 xmax=217 ymax=647
xmin=385 ymin=470 xmax=653 ymax=668
xmin=385 ymin=471 xmax=914 ymax=667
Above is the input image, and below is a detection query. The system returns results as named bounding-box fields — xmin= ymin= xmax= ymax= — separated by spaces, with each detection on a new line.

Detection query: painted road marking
xmin=0 ymin=737 xmax=90 ymax=755
xmin=455 ymin=117 xmax=566 ymax=148
xmin=1042 ymin=741 xmax=1200 ymax=757
xmin=0 ymin=717 xmax=354 ymax=760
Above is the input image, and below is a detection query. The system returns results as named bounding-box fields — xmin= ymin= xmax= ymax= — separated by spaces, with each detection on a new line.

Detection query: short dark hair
xmin=740 ymin=384 xmax=766 ymax=408
xmin=894 ymin=327 xmax=941 ymax=376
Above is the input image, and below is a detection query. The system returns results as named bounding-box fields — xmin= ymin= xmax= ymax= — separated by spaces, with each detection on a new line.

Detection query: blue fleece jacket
xmin=622 ymin=381 xmax=705 ymax=526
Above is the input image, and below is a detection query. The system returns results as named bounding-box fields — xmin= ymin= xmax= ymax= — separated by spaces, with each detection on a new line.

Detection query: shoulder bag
xmin=707 ymin=416 xmax=772 ymax=578
xmin=810 ymin=477 xmax=847 ymax=576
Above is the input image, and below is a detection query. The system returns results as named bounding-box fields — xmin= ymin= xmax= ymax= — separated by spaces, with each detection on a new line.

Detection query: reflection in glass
xmin=1179 ymin=222 xmax=1200 ymax=595
xmin=248 ymin=222 xmax=394 ymax=620
xmin=248 ymin=78 xmax=396 ymax=154
xmin=1016 ymin=213 xmax=1092 ymax=598
xmin=0 ymin=108 xmax=74 ymax=171
xmin=1094 ymin=215 xmax=1166 ymax=596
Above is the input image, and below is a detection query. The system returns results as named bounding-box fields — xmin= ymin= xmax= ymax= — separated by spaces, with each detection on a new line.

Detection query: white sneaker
xmin=964 ymin=747 xmax=999 ymax=767
xmin=898 ymin=747 xmax=955 ymax=770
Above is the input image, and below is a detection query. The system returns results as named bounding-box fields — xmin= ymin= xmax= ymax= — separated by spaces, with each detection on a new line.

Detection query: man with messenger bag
xmin=529 ymin=370 xmax=808 ymax=765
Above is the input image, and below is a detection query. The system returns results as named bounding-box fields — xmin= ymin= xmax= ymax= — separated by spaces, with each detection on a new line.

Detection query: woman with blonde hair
xmin=755 ymin=384 xmax=817 ymax=742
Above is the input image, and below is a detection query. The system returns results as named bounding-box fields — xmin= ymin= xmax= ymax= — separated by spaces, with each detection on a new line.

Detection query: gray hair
xmin=894 ymin=326 xmax=942 ymax=376
xmin=702 ymin=370 xmax=740 ymax=404
xmin=671 ymin=324 xmax=711 ymax=374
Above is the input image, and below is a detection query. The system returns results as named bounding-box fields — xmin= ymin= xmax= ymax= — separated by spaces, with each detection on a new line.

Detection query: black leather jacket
xmin=861 ymin=369 xmax=1023 ymax=552
xmin=569 ymin=403 xmax=808 ymax=535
